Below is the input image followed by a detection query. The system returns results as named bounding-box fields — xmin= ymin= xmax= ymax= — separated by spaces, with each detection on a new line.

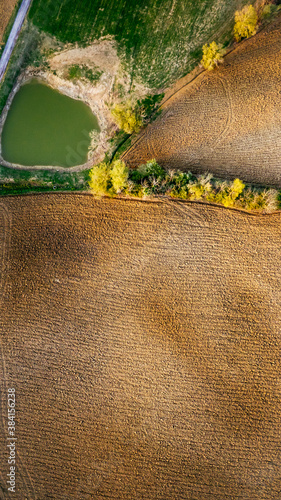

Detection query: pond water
xmin=1 ymin=79 xmax=100 ymax=167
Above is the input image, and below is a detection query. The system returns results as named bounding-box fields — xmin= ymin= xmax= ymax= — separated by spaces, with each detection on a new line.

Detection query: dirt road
xmin=0 ymin=0 xmax=32 ymax=83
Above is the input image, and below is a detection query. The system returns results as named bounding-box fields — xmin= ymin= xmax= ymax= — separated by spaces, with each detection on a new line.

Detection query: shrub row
xmin=88 ymin=159 xmax=279 ymax=213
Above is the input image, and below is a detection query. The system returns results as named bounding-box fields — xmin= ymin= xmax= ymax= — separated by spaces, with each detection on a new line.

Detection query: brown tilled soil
xmin=0 ymin=0 xmax=18 ymax=43
xmin=0 ymin=193 xmax=281 ymax=499
xmin=123 ymin=13 xmax=281 ymax=188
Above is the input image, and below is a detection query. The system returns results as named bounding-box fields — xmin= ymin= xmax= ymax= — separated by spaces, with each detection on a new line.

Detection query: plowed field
xmin=123 ymin=14 xmax=281 ymax=188
xmin=0 ymin=0 xmax=18 ymax=43
xmin=0 ymin=193 xmax=281 ymax=499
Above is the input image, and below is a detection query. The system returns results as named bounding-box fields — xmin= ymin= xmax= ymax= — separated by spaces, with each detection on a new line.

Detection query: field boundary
xmin=122 ymin=10 xmax=281 ymax=162
xmin=160 ymin=10 xmax=281 ymax=107
xmin=1 ymin=190 xmax=281 ymax=217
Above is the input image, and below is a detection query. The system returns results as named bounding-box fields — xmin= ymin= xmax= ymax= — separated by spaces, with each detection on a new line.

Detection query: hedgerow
xmin=88 ymin=159 xmax=279 ymax=212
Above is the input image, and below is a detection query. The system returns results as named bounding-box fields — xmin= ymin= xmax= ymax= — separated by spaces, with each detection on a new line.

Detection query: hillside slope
xmin=0 ymin=194 xmax=281 ymax=499
xmin=123 ymin=14 xmax=281 ymax=187
xmin=29 ymin=0 xmax=249 ymax=88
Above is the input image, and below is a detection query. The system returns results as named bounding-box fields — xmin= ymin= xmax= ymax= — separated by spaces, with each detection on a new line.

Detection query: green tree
xmin=233 ymin=5 xmax=258 ymax=42
xmin=201 ymin=41 xmax=226 ymax=71
xmin=137 ymin=159 xmax=165 ymax=179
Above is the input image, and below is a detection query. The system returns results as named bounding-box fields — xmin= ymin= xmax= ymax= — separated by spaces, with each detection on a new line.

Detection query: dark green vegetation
xmin=0 ymin=23 xmax=41 ymax=114
xmin=67 ymin=64 xmax=103 ymax=84
xmin=0 ymin=164 xmax=90 ymax=195
xmin=2 ymin=79 xmax=99 ymax=167
xmin=29 ymin=0 xmax=250 ymax=88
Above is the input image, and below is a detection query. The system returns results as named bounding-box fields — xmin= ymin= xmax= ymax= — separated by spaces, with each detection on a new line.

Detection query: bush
xmin=209 ymin=178 xmax=245 ymax=207
xmin=201 ymin=41 xmax=226 ymax=70
xmin=188 ymin=173 xmax=213 ymax=200
xmin=169 ymin=186 xmax=188 ymax=199
xmin=261 ymin=4 xmax=272 ymax=18
xmin=88 ymin=163 xmax=110 ymax=196
xmin=89 ymin=160 xmax=129 ymax=196
xmin=110 ymin=160 xmax=129 ymax=193
xmin=137 ymin=159 xmax=166 ymax=179
xmin=259 ymin=2 xmax=281 ymax=19
xmin=233 ymin=5 xmax=258 ymax=42
xmin=137 ymin=93 xmax=164 ymax=120
xmin=68 ymin=64 xmax=102 ymax=83
xmin=111 ymin=103 xmax=143 ymax=134
xmin=240 ymin=188 xmax=278 ymax=212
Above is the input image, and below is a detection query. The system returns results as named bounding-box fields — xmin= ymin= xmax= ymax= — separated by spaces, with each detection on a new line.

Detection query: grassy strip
xmin=0 ymin=165 xmax=90 ymax=196
xmin=0 ymin=22 xmax=43 ymax=114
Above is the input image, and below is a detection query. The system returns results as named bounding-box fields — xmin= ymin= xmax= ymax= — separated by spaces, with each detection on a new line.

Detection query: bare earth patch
xmin=123 ymin=13 xmax=281 ymax=188
xmin=0 ymin=193 xmax=281 ymax=498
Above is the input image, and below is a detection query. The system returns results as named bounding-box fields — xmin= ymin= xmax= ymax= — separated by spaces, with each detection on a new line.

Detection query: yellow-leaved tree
xmin=233 ymin=5 xmax=258 ymax=42
xmin=111 ymin=102 xmax=143 ymax=134
xmin=110 ymin=160 xmax=129 ymax=193
xmin=214 ymin=178 xmax=245 ymax=207
xmin=201 ymin=42 xmax=226 ymax=71
xmin=89 ymin=160 xmax=129 ymax=196
xmin=88 ymin=162 xmax=110 ymax=197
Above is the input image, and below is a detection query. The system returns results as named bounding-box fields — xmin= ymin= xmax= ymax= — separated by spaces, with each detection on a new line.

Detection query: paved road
xmin=0 ymin=0 xmax=32 ymax=83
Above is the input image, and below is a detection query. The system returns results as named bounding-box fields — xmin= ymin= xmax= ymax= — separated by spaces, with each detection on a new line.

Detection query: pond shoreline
xmin=0 ymin=70 xmax=111 ymax=171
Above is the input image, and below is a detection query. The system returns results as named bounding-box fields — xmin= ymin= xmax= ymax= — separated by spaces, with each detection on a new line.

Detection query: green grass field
xmin=29 ymin=0 xmax=249 ymax=88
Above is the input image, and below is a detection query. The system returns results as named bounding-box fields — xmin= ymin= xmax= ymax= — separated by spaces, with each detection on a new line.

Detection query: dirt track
xmin=123 ymin=14 xmax=281 ymax=188
xmin=0 ymin=193 xmax=281 ymax=499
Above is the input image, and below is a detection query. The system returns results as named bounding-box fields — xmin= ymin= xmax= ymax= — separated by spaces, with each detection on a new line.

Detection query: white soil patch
xmin=50 ymin=39 xmax=120 ymax=76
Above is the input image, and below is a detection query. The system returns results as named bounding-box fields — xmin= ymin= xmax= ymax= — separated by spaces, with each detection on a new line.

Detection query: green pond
xmin=1 ymin=79 xmax=100 ymax=167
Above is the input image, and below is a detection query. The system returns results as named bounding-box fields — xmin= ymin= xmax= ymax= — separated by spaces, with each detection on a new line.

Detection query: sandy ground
xmin=123 ymin=13 xmax=281 ymax=188
xmin=0 ymin=0 xmax=18 ymax=43
xmin=0 ymin=193 xmax=281 ymax=499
